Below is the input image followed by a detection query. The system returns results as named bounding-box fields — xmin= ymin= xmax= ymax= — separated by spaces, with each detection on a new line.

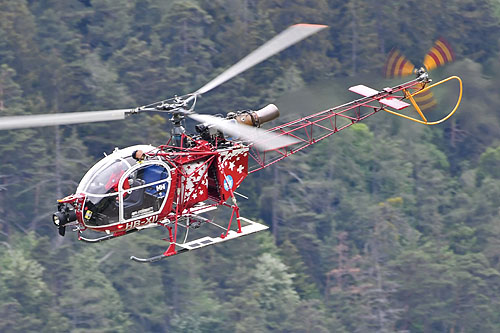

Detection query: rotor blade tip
xmin=294 ymin=23 xmax=328 ymax=28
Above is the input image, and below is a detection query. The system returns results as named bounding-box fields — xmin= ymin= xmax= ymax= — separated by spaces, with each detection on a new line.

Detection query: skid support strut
xmin=130 ymin=211 xmax=268 ymax=263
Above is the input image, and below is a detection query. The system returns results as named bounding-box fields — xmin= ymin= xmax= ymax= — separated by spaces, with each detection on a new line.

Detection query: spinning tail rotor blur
xmin=384 ymin=38 xmax=455 ymax=111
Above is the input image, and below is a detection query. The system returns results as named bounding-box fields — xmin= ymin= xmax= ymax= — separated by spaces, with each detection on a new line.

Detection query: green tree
xmin=450 ymin=253 xmax=500 ymax=332
xmin=59 ymin=246 xmax=131 ymax=332
xmin=279 ymin=238 xmax=321 ymax=299
xmin=0 ymin=235 xmax=68 ymax=332
xmin=86 ymin=0 xmax=133 ymax=59
xmin=111 ymin=37 xmax=169 ymax=103
xmin=225 ymin=253 xmax=300 ymax=331
xmin=355 ymin=200 xmax=414 ymax=332
xmin=0 ymin=65 xmax=52 ymax=233
xmin=287 ymin=300 xmax=347 ymax=333
xmin=390 ymin=243 xmax=455 ymax=332
xmin=0 ymin=0 xmax=38 ymax=82
xmin=478 ymin=144 xmax=500 ymax=180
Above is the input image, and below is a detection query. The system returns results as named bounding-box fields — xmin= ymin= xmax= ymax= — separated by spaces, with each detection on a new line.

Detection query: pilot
xmin=132 ymin=150 xmax=168 ymax=198
xmin=132 ymin=150 xmax=145 ymax=161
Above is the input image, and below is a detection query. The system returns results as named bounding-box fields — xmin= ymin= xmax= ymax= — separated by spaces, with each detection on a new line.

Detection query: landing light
xmin=52 ymin=208 xmax=77 ymax=228
xmin=52 ymin=214 xmax=61 ymax=226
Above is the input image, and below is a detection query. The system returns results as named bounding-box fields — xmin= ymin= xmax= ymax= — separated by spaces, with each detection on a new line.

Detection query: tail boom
xmin=248 ymin=73 xmax=461 ymax=172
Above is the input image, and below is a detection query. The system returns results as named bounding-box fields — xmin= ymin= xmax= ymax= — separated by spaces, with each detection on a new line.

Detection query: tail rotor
xmin=383 ymin=38 xmax=455 ymax=112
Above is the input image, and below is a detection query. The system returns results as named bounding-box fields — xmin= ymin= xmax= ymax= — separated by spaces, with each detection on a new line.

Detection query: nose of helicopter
xmin=53 ymin=204 xmax=78 ymax=236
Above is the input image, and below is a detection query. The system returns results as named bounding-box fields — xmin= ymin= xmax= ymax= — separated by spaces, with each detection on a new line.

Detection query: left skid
xmin=130 ymin=216 xmax=268 ymax=263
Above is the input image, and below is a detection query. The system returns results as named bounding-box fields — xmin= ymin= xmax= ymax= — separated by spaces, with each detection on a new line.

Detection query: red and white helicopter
xmin=0 ymin=24 xmax=462 ymax=262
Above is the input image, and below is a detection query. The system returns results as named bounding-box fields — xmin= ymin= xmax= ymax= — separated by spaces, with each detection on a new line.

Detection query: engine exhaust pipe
xmin=233 ymin=104 xmax=280 ymax=127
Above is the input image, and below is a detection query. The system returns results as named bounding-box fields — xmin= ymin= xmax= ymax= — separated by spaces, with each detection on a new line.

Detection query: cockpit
xmin=76 ymin=145 xmax=172 ymax=227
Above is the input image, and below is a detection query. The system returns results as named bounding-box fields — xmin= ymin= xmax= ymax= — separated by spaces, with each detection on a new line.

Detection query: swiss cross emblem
xmin=220 ymin=147 xmax=249 ymax=196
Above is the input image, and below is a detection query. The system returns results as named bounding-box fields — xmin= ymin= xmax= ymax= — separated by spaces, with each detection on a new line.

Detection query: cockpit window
xmin=77 ymin=145 xmax=155 ymax=194
xmin=77 ymin=145 xmax=159 ymax=227
xmin=83 ymin=162 xmax=171 ymax=227
xmin=84 ymin=159 xmax=128 ymax=194
xmin=121 ymin=163 xmax=171 ymax=220
xmin=84 ymin=193 xmax=120 ymax=226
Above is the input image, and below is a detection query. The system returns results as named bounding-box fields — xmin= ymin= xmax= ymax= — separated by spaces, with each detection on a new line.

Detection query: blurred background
xmin=1 ymin=0 xmax=500 ymax=332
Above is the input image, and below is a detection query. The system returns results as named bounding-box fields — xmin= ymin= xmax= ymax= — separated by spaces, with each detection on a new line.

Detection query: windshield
xmin=86 ymin=159 xmax=128 ymax=194
xmin=77 ymin=145 xmax=156 ymax=194
xmin=77 ymin=145 xmax=173 ymax=227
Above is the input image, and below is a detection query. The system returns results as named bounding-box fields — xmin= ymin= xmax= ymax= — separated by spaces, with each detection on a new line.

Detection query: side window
xmin=121 ymin=163 xmax=170 ymax=220
xmin=83 ymin=159 xmax=129 ymax=226
xmin=84 ymin=193 xmax=119 ymax=226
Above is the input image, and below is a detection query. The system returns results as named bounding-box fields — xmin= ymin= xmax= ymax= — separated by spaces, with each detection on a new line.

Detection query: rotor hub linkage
xmin=415 ymin=67 xmax=431 ymax=83
xmin=160 ymin=96 xmax=187 ymax=109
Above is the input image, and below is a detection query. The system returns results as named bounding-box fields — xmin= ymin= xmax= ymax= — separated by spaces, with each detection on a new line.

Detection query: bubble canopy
xmin=77 ymin=145 xmax=155 ymax=194
xmin=76 ymin=145 xmax=172 ymax=227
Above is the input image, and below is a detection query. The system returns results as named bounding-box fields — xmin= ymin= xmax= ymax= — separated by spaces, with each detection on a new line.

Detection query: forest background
xmin=2 ymin=0 xmax=500 ymax=332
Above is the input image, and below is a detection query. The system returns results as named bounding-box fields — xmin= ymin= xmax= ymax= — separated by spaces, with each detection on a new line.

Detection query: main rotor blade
xmin=188 ymin=113 xmax=299 ymax=151
xmin=0 ymin=109 xmax=131 ymax=130
xmin=194 ymin=23 xmax=328 ymax=96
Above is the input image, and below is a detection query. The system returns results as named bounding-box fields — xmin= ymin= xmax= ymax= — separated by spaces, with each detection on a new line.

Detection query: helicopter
xmin=0 ymin=24 xmax=462 ymax=262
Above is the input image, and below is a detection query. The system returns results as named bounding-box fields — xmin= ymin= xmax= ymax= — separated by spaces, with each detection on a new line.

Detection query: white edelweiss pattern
xmin=181 ymin=161 xmax=208 ymax=205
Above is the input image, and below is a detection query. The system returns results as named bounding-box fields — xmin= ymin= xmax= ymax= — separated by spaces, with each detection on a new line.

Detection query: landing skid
xmin=130 ymin=217 xmax=268 ymax=263
xmin=79 ymin=228 xmax=139 ymax=243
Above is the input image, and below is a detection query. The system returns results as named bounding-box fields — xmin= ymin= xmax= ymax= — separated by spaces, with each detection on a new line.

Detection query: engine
xmin=227 ymin=104 xmax=280 ymax=127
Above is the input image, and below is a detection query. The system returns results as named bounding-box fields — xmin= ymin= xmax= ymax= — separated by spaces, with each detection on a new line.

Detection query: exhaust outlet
xmin=233 ymin=104 xmax=280 ymax=127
